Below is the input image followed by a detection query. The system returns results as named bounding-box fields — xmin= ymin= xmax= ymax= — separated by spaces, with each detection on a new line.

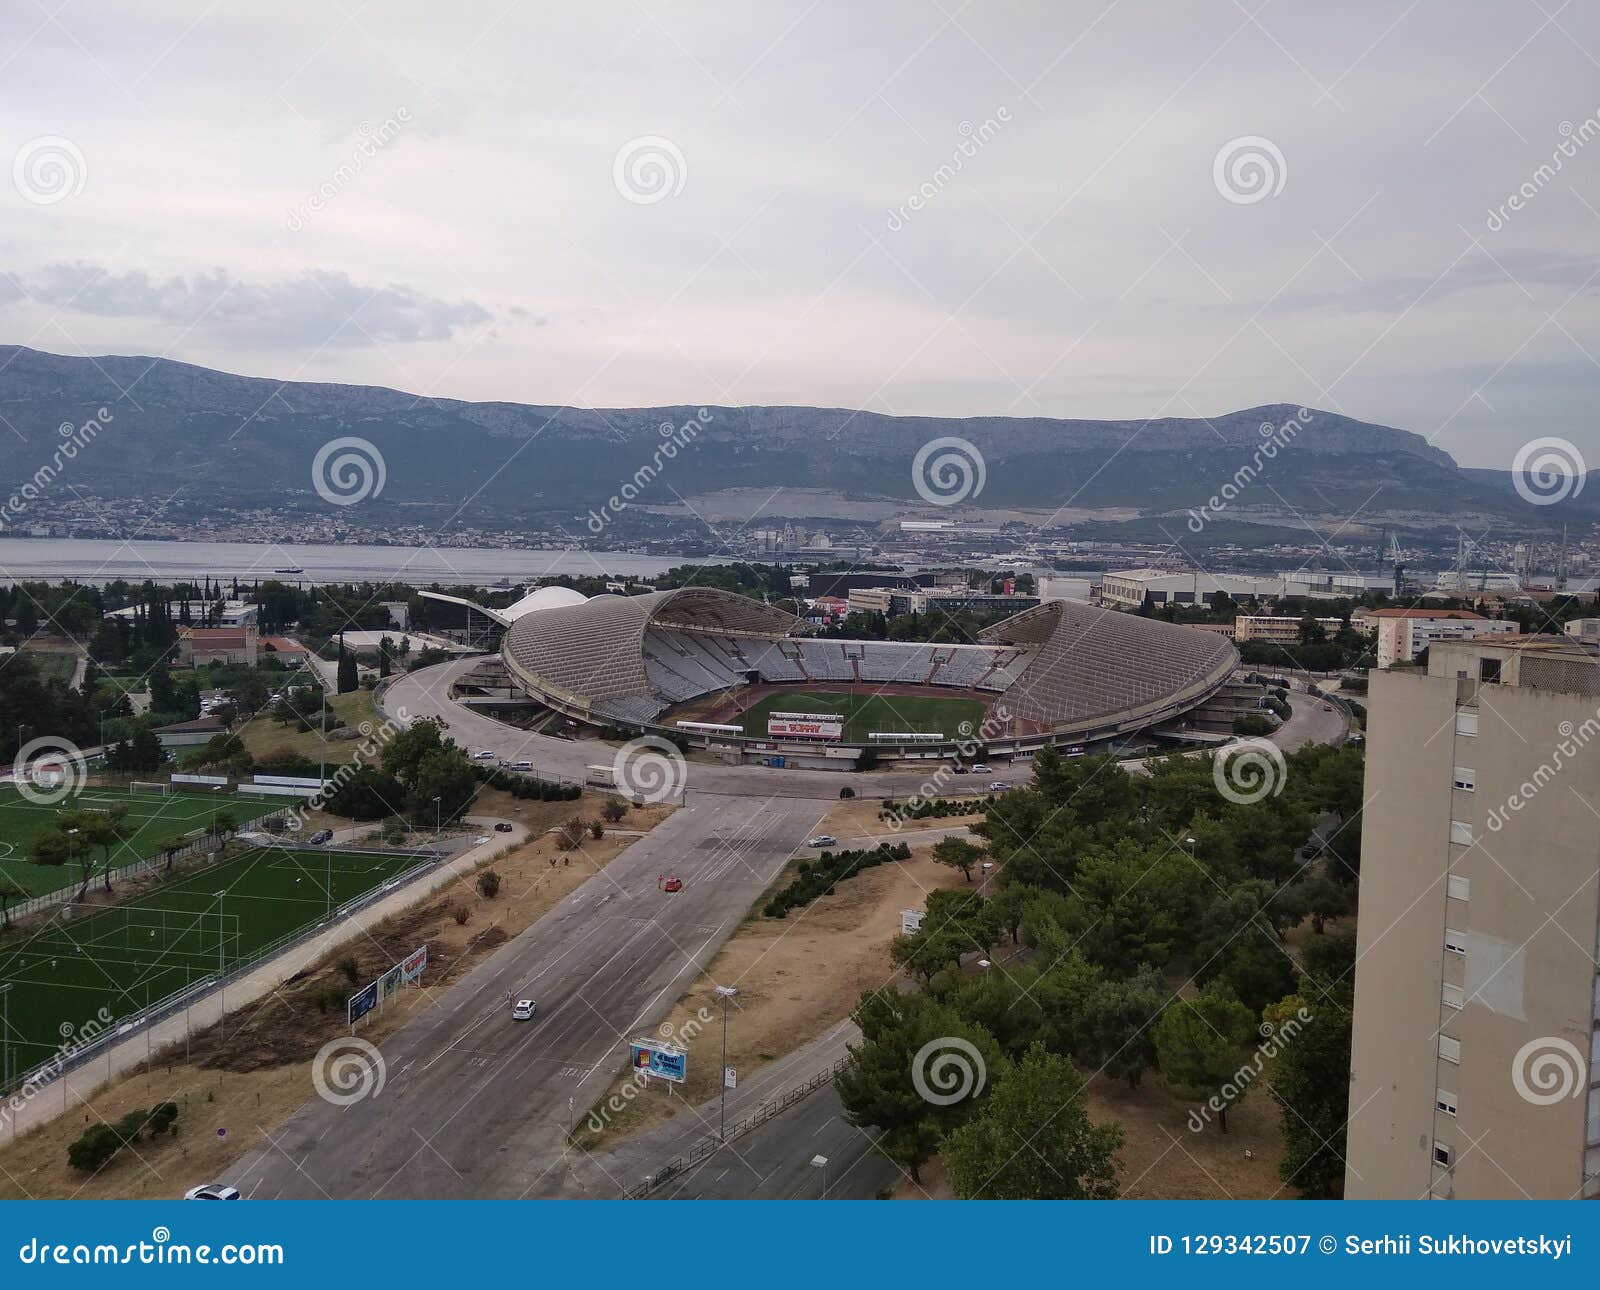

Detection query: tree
xmin=126 ymin=726 xmax=165 ymax=772
xmin=83 ymin=805 xmax=134 ymax=893
xmin=932 ymin=836 xmax=984 ymax=883
xmin=407 ymin=748 xmax=478 ymax=825
xmin=336 ymin=641 xmax=359 ymax=694
xmin=1153 ymin=991 xmax=1256 ymax=1132
xmin=1076 ymin=971 xmax=1168 ymax=1089
xmin=835 ymin=991 xmax=1003 ymax=1184
xmin=0 ymin=876 xmax=25 ymax=929
xmin=943 ymin=1043 xmax=1122 ymax=1199
xmin=381 ymin=718 xmax=452 ymax=785
xmin=1270 ymin=991 xmax=1352 ymax=1197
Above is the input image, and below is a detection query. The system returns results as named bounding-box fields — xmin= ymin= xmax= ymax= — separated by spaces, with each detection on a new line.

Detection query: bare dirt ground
xmin=572 ymin=843 xmax=969 ymax=1151
xmin=0 ymin=794 xmax=668 ymax=1200
xmin=815 ymin=796 xmax=984 ymax=840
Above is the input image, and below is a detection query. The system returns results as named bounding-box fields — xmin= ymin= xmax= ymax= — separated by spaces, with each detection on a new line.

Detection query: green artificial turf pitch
xmin=0 ymin=846 xmax=423 ymax=1074
xmin=730 ymin=690 xmax=985 ymax=744
xmin=0 ymin=785 xmax=285 ymax=898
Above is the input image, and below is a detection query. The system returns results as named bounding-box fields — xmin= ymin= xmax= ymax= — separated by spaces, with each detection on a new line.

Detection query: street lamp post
xmin=811 ymin=1153 xmax=829 ymax=1198
xmin=215 ymin=890 xmax=225 ymax=1011
xmin=715 ymin=985 xmax=738 ymax=1141
xmin=1 ymin=981 xmax=12 ymax=1101
xmin=433 ymin=796 xmax=442 ymax=843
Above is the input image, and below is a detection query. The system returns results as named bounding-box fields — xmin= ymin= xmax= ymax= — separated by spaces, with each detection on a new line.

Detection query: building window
xmin=1436 ymin=1089 xmax=1458 ymax=1117
xmin=1447 ymin=874 xmax=1470 ymax=902
xmin=1452 ymin=767 xmax=1475 ymax=792
xmin=1479 ymin=658 xmax=1502 ymax=684
xmin=1455 ymin=710 xmax=1478 ymax=737
xmin=1433 ymin=1141 xmax=1454 ymax=1167
xmin=1450 ymin=820 xmax=1473 ymax=846
xmin=1444 ymin=928 xmax=1468 ymax=956
xmin=1439 ymin=1035 xmax=1461 ymax=1063
xmin=1442 ymin=983 xmax=1465 ymax=1009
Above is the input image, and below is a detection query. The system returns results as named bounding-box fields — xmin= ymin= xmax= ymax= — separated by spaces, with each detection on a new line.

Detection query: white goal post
xmin=129 ymin=781 xmax=171 ymax=796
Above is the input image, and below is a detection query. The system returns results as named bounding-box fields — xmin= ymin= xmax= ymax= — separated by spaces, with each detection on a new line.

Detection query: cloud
xmin=8 ymin=264 xmax=492 ymax=347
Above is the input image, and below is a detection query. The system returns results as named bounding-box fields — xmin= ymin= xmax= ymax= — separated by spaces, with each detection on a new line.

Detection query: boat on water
xmin=274 ymin=566 xmax=305 ymax=575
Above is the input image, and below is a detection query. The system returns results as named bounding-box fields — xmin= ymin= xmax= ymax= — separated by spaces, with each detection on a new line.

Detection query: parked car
xmin=474 ymin=749 xmax=497 ymax=761
xmin=184 ymin=1184 xmax=240 ymax=1200
xmin=970 ymin=763 xmax=992 ymax=774
xmin=511 ymin=999 xmax=536 ymax=1021
xmin=662 ymin=876 xmax=684 ymax=893
xmin=950 ymin=764 xmax=971 ymax=774
xmin=1321 ymin=701 xmax=1333 ymax=711
xmin=309 ymin=829 xmax=333 ymax=845
xmin=509 ymin=760 xmax=534 ymax=771
xmin=805 ymin=835 xmax=838 ymax=848
xmin=987 ymin=781 xmax=1009 ymax=792
xmin=494 ymin=822 xmax=514 ymax=833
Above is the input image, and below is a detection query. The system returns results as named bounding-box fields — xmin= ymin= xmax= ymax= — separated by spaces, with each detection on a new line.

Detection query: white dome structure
xmin=501 ymin=585 xmax=589 ymax=621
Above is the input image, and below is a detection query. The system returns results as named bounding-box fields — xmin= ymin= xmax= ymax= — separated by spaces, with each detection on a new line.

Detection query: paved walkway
xmin=1 ymin=816 xmax=524 ymax=1144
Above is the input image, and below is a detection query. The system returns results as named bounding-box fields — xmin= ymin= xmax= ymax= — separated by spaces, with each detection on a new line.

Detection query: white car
xmin=805 ymin=835 xmax=837 ymax=848
xmin=474 ymin=750 xmax=498 ymax=761
xmin=511 ymin=999 xmax=537 ymax=1021
xmin=184 ymin=1184 xmax=240 ymax=1200
xmin=970 ymin=763 xmax=992 ymax=774
xmin=987 ymin=781 xmax=1009 ymax=792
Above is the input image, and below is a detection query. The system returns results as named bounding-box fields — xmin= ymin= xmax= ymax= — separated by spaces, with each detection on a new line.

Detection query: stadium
xmin=499 ymin=588 xmax=1243 ymax=765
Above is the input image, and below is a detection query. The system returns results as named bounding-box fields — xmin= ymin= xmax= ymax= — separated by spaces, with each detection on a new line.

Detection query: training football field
xmin=0 ymin=785 xmax=285 ymax=898
xmin=732 ymin=689 xmax=984 ymax=743
xmin=0 ymin=845 xmax=424 ymax=1075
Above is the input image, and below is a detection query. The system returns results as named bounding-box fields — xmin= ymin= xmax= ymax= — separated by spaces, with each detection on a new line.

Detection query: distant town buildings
xmin=1368 ymin=608 xmax=1516 ymax=669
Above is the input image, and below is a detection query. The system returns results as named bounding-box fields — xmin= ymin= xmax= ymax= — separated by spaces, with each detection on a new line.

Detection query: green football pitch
xmin=0 ymin=786 xmax=285 ymax=898
xmin=0 ymin=846 xmax=425 ymax=1076
xmin=732 ymin=690 xmax=984 ymax=744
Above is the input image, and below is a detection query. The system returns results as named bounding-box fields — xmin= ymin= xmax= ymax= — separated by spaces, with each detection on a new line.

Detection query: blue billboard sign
xmin=629 ymin=1038 xmax=687 ymax=1083
xmin=347 ymin=981 xmax=379 ymax=1027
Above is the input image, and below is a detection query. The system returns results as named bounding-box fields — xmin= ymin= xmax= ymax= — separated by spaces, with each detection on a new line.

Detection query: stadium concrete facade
xmin=500 ymin=587 xmax=1239 ymax=758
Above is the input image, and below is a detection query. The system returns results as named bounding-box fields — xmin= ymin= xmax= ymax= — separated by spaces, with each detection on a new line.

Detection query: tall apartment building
xmin=1347 ymin=635 xmax=1600 ymax=1199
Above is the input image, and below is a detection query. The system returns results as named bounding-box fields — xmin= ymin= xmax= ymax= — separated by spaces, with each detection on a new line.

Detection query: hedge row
xmin=475 ymin=765 xmax=583 ymax=801
xmin=880 ymin=795 xmax=995 ymax=822
xmin=763 ymin=842 xmax=913 ymax=918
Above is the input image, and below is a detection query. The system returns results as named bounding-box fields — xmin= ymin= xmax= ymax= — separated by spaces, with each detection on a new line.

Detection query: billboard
xmin=401 ymin=945 xmax=428 ymax=984
xmin=629 ymin=1037 xmax=687 ymax=1083
xmin=379 ymin=966 xmax=403 ymax=1003
xmin=767 ymin=711 xmax=843 ymax=741
xmin=347 ymin=981 xmax=379 ymax=1028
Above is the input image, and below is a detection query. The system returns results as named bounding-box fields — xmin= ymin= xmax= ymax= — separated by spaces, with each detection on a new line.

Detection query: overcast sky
xmin=2 ymin=0 xmax=1597 ymax=469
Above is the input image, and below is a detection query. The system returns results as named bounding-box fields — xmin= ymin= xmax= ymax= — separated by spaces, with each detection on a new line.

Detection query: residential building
xmin=1346 ymin=635 xmax=1600 ymax=1199
xmin=1369 ymin=608 xmax=1516 ymax=668
xmin=105 ymin=599 xmax=257 ymax=627
xmin=176 ymin=625 xmax=258 ymax=666
xmin=1234 ymin=614 xmax=1346 ymax=644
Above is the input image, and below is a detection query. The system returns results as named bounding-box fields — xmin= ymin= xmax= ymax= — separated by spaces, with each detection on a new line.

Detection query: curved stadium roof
xmin=502 ymin=586 xmax=1236 ymax=735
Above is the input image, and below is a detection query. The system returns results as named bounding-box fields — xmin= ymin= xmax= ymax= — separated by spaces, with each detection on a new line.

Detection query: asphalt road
xmin=224 ymin=792 xmax=831 ymax=1199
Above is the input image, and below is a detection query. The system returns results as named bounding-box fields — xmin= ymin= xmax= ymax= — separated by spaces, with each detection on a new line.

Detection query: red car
xmin=662 ymin=876 xmax=684 ymax=893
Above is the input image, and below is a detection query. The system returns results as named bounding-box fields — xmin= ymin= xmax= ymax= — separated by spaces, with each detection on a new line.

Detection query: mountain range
xmin=0 ymin=345 xmax=1589 ymax=530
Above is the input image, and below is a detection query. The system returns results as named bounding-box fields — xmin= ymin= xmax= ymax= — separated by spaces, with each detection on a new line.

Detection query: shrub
xmin=452 ymin=905 xmax=470 ymax=925
xmin=67 ymin=1124 xmax=123 ymax=1173
xmin=589 ymin=820 xmax=604 ymax=840
xmin=601 ymin=801 xmax=627 ymax=823
xmin=839 ymin=786 xmax=856 ymax=799
xmin=337 ymin=955 xmax=361 ymax=987
xmin=476 ymin=870 xmax=501 ymax=899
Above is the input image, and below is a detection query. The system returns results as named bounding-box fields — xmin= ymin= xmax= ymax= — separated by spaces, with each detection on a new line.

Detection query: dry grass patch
xmin=236 ymin=689 xmax=377 ymax=765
